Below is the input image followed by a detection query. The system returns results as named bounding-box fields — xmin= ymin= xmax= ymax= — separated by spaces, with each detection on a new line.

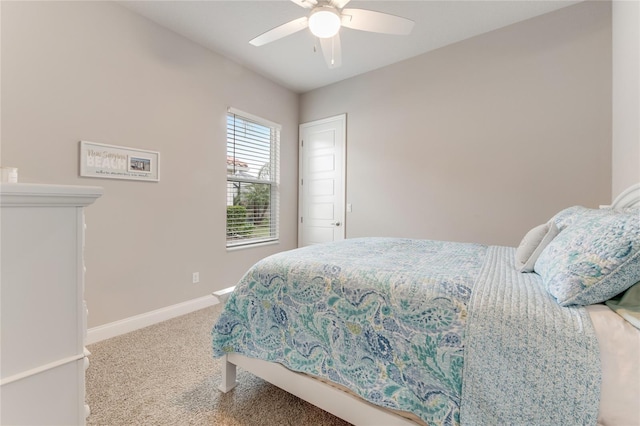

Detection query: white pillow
xmin=515 ymin=221 xmax=560 ymax=272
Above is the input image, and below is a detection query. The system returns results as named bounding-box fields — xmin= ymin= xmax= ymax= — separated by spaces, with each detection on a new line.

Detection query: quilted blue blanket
xmin=211 ymin=238 xmax=600 ymax=425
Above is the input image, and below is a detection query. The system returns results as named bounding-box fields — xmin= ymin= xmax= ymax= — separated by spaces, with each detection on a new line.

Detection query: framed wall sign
xmin=79 ymin=141 xmax=160 ymax=182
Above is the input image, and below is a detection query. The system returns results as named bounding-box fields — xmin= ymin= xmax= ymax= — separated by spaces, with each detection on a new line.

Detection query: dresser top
xmin=0 ymin=183 xmax=103 ymax=207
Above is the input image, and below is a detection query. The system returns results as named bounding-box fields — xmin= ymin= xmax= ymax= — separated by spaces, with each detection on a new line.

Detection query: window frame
xmin=226 ymin=107 xmax=281 ymax=249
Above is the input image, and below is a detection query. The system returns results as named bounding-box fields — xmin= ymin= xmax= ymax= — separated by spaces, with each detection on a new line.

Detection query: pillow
xmin=535 ymin=210 xmax=640 ymax=306
xmin=515 ymin=222 xmax=560 ymax=272
xmin=550 ymin=205 xmax=612 ymax=231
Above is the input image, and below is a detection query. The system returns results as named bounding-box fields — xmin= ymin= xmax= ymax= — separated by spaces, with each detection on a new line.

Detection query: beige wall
xmin=301 ymin=1 xmax=612 ymax=246
xmin=612 ymin=0 xmax=640 ymax=198
xmin=0 ymin=1 xmax=299 ymax=327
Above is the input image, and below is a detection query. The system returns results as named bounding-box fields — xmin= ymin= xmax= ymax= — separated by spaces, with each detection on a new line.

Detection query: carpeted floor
xmin=86 ymin=303 xmax=351 ymax=425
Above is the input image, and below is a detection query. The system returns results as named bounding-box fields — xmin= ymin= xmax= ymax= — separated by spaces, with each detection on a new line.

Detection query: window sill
xmin=226 ymin=240 xmax=279 ymax=252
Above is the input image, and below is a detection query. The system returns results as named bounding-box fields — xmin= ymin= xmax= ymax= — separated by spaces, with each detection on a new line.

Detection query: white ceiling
xmin=119 ymin=0 xmax=581 ymax=93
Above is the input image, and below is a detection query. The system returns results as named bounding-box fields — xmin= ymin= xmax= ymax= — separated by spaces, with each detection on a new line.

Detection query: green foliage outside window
xmin=226 ymin=205 xmax=254 ymax=238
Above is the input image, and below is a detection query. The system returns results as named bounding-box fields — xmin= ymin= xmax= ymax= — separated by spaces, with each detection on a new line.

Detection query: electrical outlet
xmin=192 ymin=272 xmax=200 ymax=284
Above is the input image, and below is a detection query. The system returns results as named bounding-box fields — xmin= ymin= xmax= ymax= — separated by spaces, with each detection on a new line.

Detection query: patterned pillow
xmin=550 ymin=205 xmax=612 ymax=231
xmin=515 ymin=222 xmax=559 ymax=273
xmin=534 ymin=210 xmax=640 ymax=306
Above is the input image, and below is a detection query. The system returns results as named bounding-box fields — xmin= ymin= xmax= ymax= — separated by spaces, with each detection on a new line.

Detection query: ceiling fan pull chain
xmin=331 ymin=37 xmax=335 ymax=66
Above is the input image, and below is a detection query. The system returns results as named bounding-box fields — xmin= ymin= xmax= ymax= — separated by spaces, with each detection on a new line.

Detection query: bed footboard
xmin=217 ymin=353 xmax=418 ymax=425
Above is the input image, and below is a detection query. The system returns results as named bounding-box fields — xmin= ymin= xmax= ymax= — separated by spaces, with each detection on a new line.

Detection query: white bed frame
xmin=219 ymin=353 xmax=416 ymax=425
xmin=216 ymin=182 xmax=640 ymax=426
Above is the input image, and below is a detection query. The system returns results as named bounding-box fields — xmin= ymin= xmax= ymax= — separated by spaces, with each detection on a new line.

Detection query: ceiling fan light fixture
xmin=308 ymin=7 xmax=341 ymax=38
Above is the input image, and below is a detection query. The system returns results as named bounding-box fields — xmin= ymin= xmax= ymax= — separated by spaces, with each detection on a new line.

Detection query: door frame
xmin=298 ymin=113 xmax=347 ymax=247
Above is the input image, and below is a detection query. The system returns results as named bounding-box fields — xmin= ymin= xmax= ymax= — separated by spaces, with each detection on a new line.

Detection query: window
xmin=226 ymin=108 xmax=280 ymax=248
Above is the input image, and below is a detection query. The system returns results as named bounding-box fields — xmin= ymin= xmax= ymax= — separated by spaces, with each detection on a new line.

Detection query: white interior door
xmin=299 ymin=114 xmax=346 ymax=247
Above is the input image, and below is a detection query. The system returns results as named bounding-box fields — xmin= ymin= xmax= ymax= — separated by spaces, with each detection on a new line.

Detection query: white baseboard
xmin=212 ymin=285 xmax=236 ymax=303
xmin=86 ymin=294 xmax=219 ymax=345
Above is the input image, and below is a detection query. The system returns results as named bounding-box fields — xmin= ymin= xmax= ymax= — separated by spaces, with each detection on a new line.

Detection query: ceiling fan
xmin=249 ymin=0 xmax=415 ymax=68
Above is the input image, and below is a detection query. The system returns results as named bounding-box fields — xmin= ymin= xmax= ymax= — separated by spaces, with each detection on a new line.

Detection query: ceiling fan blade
xmin=319 ymin=33 xmax=342 ymax=68
xmin=249 ymin=16 xmax=309 ymax=47
xmin=290 ymin=0 xmax=317 ymax=9
xmin=330 ymin=0 xmax=351 ymax=9
xmin=341 ymin=8 xmax=414 ymax=35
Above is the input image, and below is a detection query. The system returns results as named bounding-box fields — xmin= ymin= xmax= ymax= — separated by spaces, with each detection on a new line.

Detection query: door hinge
xmin=300 ymin=217 xmax=304 ymax=224
xmin=300 ymin=178 xmax=303 ymax=186
xmin=301 ymin=140 xmax=304 ymax=147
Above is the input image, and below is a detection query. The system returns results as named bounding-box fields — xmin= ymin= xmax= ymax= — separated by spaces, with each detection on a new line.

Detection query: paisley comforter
xmin=211 ymin=238 xmax=600 ymax=425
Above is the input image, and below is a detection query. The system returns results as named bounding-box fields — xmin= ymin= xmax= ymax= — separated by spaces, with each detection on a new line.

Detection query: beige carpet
xmin=86 ymin=304 xmax=351 ymax=425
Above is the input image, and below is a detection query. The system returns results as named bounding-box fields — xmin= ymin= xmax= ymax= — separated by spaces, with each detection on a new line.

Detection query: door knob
xmin=331 ymin=221 xmax=342 ymax=226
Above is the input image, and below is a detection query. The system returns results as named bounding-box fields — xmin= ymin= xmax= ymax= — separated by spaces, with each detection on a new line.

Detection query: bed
xmin=212 ymin=183 xmax=640 ymax=426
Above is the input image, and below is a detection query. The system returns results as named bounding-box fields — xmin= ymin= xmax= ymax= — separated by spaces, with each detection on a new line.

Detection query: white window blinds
xmin=226 ymin=108 xmax=280 ymax=248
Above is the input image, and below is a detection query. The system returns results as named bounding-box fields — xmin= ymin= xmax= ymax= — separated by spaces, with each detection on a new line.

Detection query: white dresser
xmin=1 ymin=183 xmax=102 ymax=425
